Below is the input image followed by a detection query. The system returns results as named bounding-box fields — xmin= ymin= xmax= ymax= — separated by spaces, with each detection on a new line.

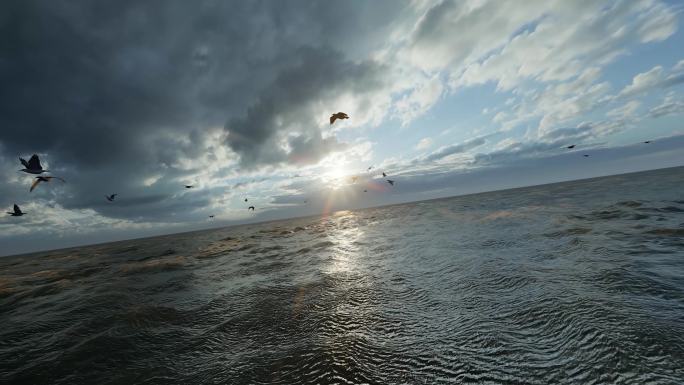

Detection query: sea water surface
xmin=1 ymin=167 xmax=684 ymax=384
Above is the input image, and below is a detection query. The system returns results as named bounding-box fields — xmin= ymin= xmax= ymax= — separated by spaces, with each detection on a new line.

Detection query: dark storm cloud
xmin=0 ymin=0 xmax=404 ymax=220
xmin=224 ymin=46 xmax=386 ymax=168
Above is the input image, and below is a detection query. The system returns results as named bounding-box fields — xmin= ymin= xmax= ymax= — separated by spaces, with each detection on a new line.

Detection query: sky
xmin=1 ymin=0 xmax=684 ymax=256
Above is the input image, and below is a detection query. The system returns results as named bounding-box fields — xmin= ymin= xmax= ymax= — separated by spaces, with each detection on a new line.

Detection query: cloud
xmin=395 ymin=75 xmax=444 ymax=123
xmin=648 ymin=97 xmax=684 ymax=118
xmin=0 ymin=0 xmax=682 ymax=255
xmin=0 ymin=0 xmax=406 ymax=226
xmin=224 ymin=47 xmax=388 ymax=168
xmin=453 ymin=1 xmax=678 ymax=91
xmin=607 ymin=100 xmax=642 ymax=118
xmin=422 ymin=136 xmax=487 ymax=163
xmin=618 ymin=62 xmax=684 ymax=98
xmin=415 ymin=138 xmax=433 ymax=150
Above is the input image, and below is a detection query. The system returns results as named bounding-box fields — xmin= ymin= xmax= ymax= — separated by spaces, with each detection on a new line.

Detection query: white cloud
xmin=416 ymin=137 xmax=433 ymax=150
xmin=394 ymin=75 xmax=444 ymax=124
xmin=452 ymin=1 xmax=677 ymax=91
xmin=648 ymin=96 xmax=684 ymax=118
xmin=607 ymin=100 xmax=642 ymax=118
xmin=618 ymin=62 xmax=684 ymax=98
xmin=619 ymin=66 xmax=666 ymax=97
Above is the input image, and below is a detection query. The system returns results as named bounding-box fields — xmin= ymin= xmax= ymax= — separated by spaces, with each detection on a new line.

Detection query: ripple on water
xmin=2 ymin=168 xmax=684 ymax=384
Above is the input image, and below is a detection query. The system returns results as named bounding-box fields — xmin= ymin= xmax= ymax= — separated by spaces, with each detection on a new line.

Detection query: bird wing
xmin=46 ymin=176 xmax=66 ymax=183
xmin=20 ymin=157 xmax=29 ymax=168
xmin=14 ymin=204 xmax=21 ymax=214
xmin=30 ymin=178 xmax=42 ymax=192
xmin=28 ymin=154 xmax=42 ymax=170
xmin=330 ymin=115 xmax=337 ymax=125
xmin=112 ymin=194 xmax=117 ymax=198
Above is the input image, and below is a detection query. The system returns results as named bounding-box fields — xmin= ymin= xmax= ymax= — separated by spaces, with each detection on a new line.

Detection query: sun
xmin=321 ymin=165 xmax=351 ymax=189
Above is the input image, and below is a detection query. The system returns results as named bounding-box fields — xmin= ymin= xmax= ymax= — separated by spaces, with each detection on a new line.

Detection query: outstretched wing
xmin=20 ymin=157 xmax=29 ymax=168
xmin=30 ymin=178 xmax=42 ymax=192
xmin=14 ymin=204 xmax=21 ymax=214
xmin=48 ymin=176 xmax=66 ymax=183
xmin=330 ymin=115 xmax=337 ymax=125
xmin=112 ymin=194 xmax=117 ymax=198
xmin=28 ymin=154 xmax=42 ymax=170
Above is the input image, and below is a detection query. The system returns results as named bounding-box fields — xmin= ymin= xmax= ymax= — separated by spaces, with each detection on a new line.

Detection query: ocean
xmin=1 ymin=167 xmax=683 ymax=384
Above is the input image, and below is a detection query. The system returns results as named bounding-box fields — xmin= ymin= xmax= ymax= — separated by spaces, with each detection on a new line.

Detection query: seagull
xmin=644 ymin=141 xmax=651 ymax=144
xmin=583 ymin=154 xmax=590 ymax=157
xmin=7 ymin=204 xmax=25 ymax=216
xmin=350 ymin=176 xmax=359 ymax=183
xmin=387 ymin=180 xmax=395 ymax=186
xmin=382 ymin=172 xmax=387 ymax=177
xmin=367 ymin=166 xmax=373 ymax=171
xmin=208 ymin=215 xmax=215 ymax=218
xmin=363 ymin=189 xmax=367 ymax=192
xmin=330 ymin=112 xmax=349 ymax=125
xmin=567 ymin=145 xmax=575 ymax=149
xmin=30 ymin=176 xmax=65 ymax=192
xmin=106 ymin=194 xmax=118 ymax=202
xmin=185 ymin=185 xmax=194 ymax=189
xmin=19 ymin=154 xmax=48 ymax=174
xmin=244 ymin=198 xmax=248 ymax=202
xmin=248 ymin=206 xmax=255 ymax=211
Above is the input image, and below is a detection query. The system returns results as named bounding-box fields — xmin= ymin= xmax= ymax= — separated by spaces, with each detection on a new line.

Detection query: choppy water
xmin=2 ymin=167 xmax=684 ymax=385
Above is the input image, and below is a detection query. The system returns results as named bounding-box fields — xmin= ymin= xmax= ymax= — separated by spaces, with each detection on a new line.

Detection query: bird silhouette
xmin=185 ymin=185 xmax=194 ymax=189
xmin=330 ymin=112 xmax=349 ymax=125
xmin=382 ymin=172 xmax=387 ymax=177
xmin=567 ymin=145 xmax=575 ymax=149
xmin=367 ymin=166 xmax=373 ymax=171
xmin=7 ymin=204 xmax=25 ymax=216
xmin=244 ymin=198 xmax=248 ymax=202
xmin=106 ymin=194 xmax=118 ymax=202
xmin=248 ymin=206 xmax=255 ymax=211
xmin=363 ymin=189 xmax=368 ymax=192
xmin=19 ymin=154 xmax=48 ymax=174
xmin=30 ymin=176 xmax=65 ymax=192
xmin=644 ymin=141 xmax=651 ymax=144
xmin=208 ymin=215 xmax=215 ymax=218
xmin=583 ymin=154 xmax=590 ymax=157
xmin=387 ymin=180 xmax=395 ymax=186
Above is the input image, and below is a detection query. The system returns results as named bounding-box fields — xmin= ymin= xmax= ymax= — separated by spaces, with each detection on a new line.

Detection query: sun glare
xmin=322 ymin=166 xmax=351 ymax=189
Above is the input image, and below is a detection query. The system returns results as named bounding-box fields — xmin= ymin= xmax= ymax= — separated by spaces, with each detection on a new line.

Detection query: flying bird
xmin=30 ymin=176 xmax=65 ymax=192
xmin=382 ymin=172 xmax=387 ymax=177
xmin=583 ymin=154 xmax=590 ymax=157
xmin=244 ymin=198 xmax=248 ymax=202
xmin=7 ymin=204 xmax=25 ymax=217
xmin=350 ymin=176 xmax=359 ymax=183
xmin=644 ymin=141 xmax=651 ymax=144
xmin=363 ymin=189 xmax=368 ymax=192
xmin=19 ymin=154 xmax=47 ymax=174
xmin=106 ymin=194 xmax=118 ymax=202
xmin=185 ymin=185 xmax=194 ymax=189
xmin=208 ymin=215 xmax=215 ymax=218
xmin=329 ymin=112 xmax=349 ymax=125
xmin=248 ymin=206 xmax=255 ymax=211
xmin=567 ymin=145 xmax=575 ymax=149
xmin=387 ymin=180 xmax=395 ymax=186
xmin=367 ymin=166 xmax=373 ymax=171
